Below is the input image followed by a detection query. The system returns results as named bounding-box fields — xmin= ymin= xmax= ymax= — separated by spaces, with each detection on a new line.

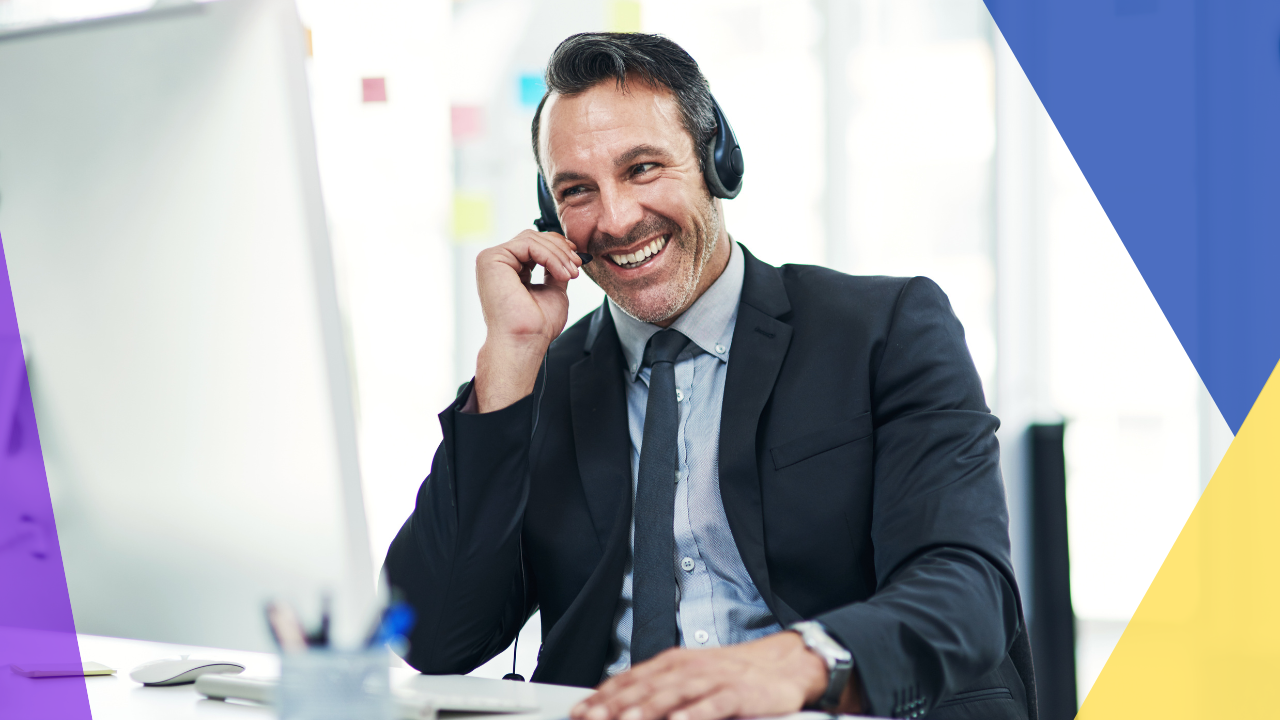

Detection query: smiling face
xmin=538 ymin=80 xmax=730 ymax=326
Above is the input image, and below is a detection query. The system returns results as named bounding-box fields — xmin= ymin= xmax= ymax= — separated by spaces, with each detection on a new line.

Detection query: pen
xmin=265 ymin=601 xmax=309 ymax=653
xmin=365 ymin=602 xmax=416 ymax=649
xmin=306 ymin=594 xmax=331 ymax=648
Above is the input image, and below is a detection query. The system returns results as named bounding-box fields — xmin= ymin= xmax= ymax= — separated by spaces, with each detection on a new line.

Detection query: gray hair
xmin=530 ymin=32 xmax=715 ymax=173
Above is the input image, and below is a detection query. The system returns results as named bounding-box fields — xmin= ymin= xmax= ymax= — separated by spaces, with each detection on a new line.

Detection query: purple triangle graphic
xmin=0 ymin=232 xmax=92 ymax=718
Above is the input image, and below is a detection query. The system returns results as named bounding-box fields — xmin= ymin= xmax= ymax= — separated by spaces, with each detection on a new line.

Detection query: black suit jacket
xmin=385 ymin=246 xmax=1036 ymax=720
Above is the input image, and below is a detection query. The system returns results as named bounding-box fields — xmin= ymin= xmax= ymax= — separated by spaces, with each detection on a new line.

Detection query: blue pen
xmin=367 ymin=603 xmax=416 ymax=648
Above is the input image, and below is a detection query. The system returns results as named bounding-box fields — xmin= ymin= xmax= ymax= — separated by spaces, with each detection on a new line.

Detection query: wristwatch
xmin=789 ymin=621 xmax=853 ymax=713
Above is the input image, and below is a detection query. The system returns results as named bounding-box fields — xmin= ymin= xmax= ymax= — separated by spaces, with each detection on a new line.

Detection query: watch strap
xmin=789 ymin=621 xmax=853 ymax=712
xmin=817 ymin=658 xmax=852 ymax=712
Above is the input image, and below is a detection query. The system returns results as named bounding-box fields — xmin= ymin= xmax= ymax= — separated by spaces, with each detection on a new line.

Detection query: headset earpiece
xmin=533 ymin=94 xmax=743 ymax=232
xmin=534 ymin=173 xmax=563 ymax=235
xmin=703 ymin=96 xmax=744 ymax=199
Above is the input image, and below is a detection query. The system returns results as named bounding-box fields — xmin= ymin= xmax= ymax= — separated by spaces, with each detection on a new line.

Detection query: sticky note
xmin=453 ymin=193 xmax=492 ymax=239
xmin=607 ymin=0 xmax=641 ymax=32
xmin=362 ymin=77 xmax=387 ymax=103
xmin=519 ymin=73 xmax=546 ymax=108
xmin=452 ymin=106 xmax=484 ymax=141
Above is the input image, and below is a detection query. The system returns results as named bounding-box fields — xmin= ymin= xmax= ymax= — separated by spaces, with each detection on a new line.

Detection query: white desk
xmin=58 ymin=634 xmax=863 ymax=720
xmin=74 ymin=634 xmax=593 ymax=720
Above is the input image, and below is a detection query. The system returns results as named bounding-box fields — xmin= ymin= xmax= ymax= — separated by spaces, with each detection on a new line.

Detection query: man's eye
xmin=562 ymin=186 xmax=586 ymax=198
xmin=632 ymin=163 xmax=657 ymax=176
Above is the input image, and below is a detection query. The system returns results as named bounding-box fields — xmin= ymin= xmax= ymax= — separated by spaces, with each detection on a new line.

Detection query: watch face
xmin=801 ymin=624 xmax=851 ymax=664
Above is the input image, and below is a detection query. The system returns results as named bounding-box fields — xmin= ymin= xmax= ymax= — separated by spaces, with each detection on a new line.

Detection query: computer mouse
xmin=129 ymin=655 xmax=245 ymax=686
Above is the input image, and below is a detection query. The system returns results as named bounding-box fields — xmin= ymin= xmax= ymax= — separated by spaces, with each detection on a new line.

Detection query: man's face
xmin=539 ymin=81 xmax=723 ymax=325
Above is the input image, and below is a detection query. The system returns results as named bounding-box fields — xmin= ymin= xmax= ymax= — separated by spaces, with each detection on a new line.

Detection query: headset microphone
xmin=534 ymin=94 xmax=743 ymax=236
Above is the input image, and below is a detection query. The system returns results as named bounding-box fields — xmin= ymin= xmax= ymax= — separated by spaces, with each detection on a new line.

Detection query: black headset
xmin=533 ymin=95 xmax=743 ymax=235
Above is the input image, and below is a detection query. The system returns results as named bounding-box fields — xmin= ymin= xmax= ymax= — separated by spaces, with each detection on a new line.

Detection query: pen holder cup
xmin=277 ymin=648 xmax=393 ymax=720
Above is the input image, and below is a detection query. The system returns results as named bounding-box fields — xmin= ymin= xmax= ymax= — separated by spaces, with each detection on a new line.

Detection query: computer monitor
xmin=0 ymin=0 xmax=374 ymax=652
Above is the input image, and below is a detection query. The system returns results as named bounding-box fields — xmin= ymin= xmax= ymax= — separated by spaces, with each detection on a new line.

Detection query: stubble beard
xmin=586 ymin=196 xmax=721 ymax=325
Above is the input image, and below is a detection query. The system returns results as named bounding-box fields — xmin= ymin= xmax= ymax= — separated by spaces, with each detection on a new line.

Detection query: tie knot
xmin=643 ymin=329 xmax=690 ymax=367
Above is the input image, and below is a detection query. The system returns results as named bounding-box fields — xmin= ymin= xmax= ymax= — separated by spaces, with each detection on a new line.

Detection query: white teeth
xmin=610 ymin=235 xmax=669 ymax=267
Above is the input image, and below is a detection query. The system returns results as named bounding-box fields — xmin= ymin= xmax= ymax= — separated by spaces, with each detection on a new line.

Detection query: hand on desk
xmin=569 ymin=631 xmax=863 ymax=720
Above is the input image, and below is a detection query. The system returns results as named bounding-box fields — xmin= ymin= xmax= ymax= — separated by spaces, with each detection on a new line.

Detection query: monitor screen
xmin=0 ymin=0 xmax=374 ymax=652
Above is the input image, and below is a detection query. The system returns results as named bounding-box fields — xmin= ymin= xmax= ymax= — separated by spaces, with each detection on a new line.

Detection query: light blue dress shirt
xmin=603 ymin=242 xmax=783 ymax=678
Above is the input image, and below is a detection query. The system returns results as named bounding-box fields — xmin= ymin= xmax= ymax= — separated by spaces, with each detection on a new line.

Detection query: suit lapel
xmin=569 ymin=305 xmax=632 ymax=550
xmin=719 ymin=248 xmax=802 ymax=625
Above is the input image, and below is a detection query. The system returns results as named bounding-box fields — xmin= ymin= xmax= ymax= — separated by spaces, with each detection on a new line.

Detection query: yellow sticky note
xmin=453 ymin=193 xmax=492 ymax=240
xmin=607 ymin=0 xmax=641 ymax=32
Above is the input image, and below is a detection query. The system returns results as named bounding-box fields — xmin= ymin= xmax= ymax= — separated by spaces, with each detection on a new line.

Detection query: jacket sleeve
xmin=382 ymin=381 xmax=538 ymax=674
xmin=814 ymin=277 xmax=1023 ymax=717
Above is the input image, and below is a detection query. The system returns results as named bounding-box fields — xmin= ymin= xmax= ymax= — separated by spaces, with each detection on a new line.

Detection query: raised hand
xmin=474 ymin=229 xmax=584 ymax=413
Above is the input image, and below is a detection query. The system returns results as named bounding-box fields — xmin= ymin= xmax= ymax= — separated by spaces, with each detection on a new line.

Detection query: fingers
xmin=668 ymin=690 xmax=740 ymax=720
xmin=570 ymin=638 xmax=815 ymax=720
xmin=618 ymin=677 xmax=720 ymax=720
xmin=578 ymin=676 xmax=711 ymax=720
xmin=574 ymin=651 xmax=721 ymax=720
xmin=581 ymin=649 xmax=678 ymax=714
xmin=515 ymin=230 xmax=582 ymax=283
xmin=580 ymin=676 xmax=739 ymax=720
xmin=478 ymin=229 xmax=582 ymax=289
xmin=530 ymin=232 xmax=581 ymax=282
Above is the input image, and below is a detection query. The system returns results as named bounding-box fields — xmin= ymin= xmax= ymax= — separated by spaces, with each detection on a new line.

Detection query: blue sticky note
xmin=519 ymin=73 xmax=546 ymax=108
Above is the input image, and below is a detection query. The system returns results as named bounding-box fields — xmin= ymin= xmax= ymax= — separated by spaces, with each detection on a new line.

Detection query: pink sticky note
xmin=362 ymin=77 xmax=387 ymax=103
xmin=451 ymin=105 xmax=483 ymax=141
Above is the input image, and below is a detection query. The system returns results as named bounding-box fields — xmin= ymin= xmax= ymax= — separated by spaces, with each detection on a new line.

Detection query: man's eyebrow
xmin=614 ymin=144 xmax=673 ymax=168
xmin=550 ymin=170 xmax=590 ymax=188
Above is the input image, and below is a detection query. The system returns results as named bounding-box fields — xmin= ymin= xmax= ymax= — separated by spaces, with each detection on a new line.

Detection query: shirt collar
xmin=609 ymin=240 xmax=744 ymax=381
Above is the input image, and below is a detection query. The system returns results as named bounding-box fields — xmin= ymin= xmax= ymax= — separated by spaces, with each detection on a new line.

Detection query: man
xmin=386 ymin=33 xmax=1035 ymax=720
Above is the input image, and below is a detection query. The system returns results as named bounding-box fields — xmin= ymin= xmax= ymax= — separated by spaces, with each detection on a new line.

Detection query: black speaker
xmin=1028 ymin=423 xmax=1077 ymax=720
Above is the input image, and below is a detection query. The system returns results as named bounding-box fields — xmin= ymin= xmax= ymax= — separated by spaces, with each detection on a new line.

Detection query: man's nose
xmin=595 ymin=183 xmax=645 ymax=241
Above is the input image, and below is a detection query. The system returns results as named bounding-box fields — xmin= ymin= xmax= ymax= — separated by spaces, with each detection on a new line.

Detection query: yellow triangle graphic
xmin=1078 ymin=360 xmax=1280 ymax=718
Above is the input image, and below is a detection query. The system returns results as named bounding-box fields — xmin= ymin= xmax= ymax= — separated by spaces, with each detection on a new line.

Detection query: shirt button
xmin=681 ymin=557 xmax=695 ymax=572
xmin=693 ymin=630 xmax=709 ymax=644
xmin=675 ymin=388 xmax=684 ymax=402
xmin=714 ymin=344 xmax=726 ymax=354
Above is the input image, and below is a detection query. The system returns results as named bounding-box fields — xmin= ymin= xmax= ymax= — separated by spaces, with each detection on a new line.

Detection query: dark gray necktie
xmin=630 ymin=329 xmax=690 ymax=664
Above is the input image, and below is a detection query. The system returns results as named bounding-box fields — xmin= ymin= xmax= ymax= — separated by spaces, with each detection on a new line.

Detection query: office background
xmin=0 ymin=0 xmax=1235 ymax=711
